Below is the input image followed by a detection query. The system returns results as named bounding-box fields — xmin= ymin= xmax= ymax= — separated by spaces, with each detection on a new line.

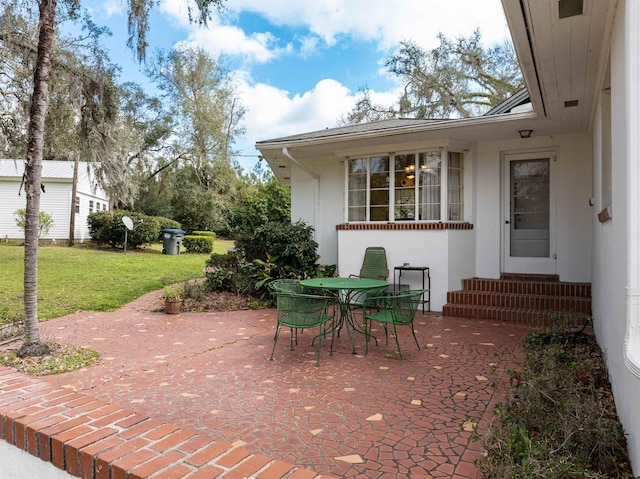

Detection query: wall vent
xmin=564 ymin=99 xmax=580 ymax=108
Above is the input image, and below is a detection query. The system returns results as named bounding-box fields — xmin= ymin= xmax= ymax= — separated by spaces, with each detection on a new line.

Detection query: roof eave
xmin=255 ymin=110 xmax=540 ymax=152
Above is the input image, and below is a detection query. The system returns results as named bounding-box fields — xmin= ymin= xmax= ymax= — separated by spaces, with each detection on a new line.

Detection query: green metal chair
xmin=269 ymin=279 xmax=305 ymax=294
xmin=270 ymin=290 xmax=336 ymax=366
xmin=349 ymin=246 xmax=389 ymax=310
xmin=357 ymin=246 xmax=389 ymax=280
xmin=363 ymin=289 xmax=426 ymax=360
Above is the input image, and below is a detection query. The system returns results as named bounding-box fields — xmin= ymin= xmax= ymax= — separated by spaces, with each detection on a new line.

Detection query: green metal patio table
xmin=300 ymin=277 xmax=388 ymax=353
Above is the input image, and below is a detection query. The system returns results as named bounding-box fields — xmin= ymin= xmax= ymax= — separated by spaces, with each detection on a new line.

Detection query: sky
xmin=79 ymin=0 xmax=511 ymax=172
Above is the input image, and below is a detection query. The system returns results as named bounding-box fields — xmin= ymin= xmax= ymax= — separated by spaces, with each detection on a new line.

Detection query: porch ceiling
xmin=503 ymin=0 xmax=617 ymax=132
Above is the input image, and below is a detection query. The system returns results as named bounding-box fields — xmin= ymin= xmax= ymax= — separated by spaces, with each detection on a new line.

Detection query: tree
xmin=132 ymin=46 xmax=245 ymax=234
xmin=341 ymin=30 xmax=524 ymax=125
xmin=229 ymin=174 xmax=291 ymax=240
xmin=16 ymin=0 xmax=225 ymax=357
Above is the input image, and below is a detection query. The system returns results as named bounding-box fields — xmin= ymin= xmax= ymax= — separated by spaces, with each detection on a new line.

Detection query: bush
xmin=205 ymin=251 xmax=247 ymax=293
xmin=14 ymin=209 xmax=54 ymax=238
xmin=205 ymin=222 xmax=336 ymax=298
xmin=229 ymin=177 xmax=290 ymax=240
xmin=88 ymin=210 xmax=180 ymax=249
xmin=192 ymin=231 xmax=216 ymax=239
xmin=235 ymin=221 xmax=319 ymax=272
xmin=183 ymin=235 xmax=214 ymax=254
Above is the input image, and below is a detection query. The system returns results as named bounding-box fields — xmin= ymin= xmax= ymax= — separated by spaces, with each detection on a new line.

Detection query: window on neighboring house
xmin=347 ymin=150 xmax=464 ymax=222
xmin=75 ymin=196 xmax=80 ymax=214
xmin=89 ymin=200 xmax=93 ymax=213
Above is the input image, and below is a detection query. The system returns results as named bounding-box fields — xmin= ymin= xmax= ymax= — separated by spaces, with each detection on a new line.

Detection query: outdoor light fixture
xmin=519 ymin=129 xmax=533 ymax=138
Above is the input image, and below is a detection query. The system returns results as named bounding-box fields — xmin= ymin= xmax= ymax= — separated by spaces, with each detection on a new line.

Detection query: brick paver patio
xmin=35 ymin=290 xmax=529 ymax=478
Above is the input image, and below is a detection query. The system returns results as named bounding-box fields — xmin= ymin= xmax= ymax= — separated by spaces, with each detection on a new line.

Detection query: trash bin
xmin=161 ymin=229 xmax=186 ymax=255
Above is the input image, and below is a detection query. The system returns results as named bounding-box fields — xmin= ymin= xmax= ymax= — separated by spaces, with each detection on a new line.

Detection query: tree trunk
xmin=68 ymin=153 xmax=79 ymax=246
xmin=22 ymin=0 xmax=56 ymax=351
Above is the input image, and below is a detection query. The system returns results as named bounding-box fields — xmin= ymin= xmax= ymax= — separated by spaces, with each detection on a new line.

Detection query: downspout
xmin=282 ymin=147 xmax=320 ymax=235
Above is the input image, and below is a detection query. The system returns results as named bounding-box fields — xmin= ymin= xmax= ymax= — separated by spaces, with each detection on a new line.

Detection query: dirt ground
xmin=181 ymin=290 xmax=266 ymax=312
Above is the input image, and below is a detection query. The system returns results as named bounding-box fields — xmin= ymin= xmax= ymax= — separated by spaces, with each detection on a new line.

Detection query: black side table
xmin=393 ymin=266 xmax=431 ymax=312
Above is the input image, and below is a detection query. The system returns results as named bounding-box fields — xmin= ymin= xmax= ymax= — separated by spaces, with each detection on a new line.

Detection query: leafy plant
xmin=236 ymin=220 xmax=319 ymax=272
xmin=162 ymin=284 xmax=185 ymax=300
xmin=205 ymin=222 xmax=336 ymax=298
xmin=14 ymin=209 xmax=54 ymax=238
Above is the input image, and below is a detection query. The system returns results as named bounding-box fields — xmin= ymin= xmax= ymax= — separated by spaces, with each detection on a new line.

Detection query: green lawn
xmin=0 ymin=240 xmax=233 ymax=323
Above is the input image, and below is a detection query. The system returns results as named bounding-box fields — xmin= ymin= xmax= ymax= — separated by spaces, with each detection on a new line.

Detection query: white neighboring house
xmin=257 ymin=0 xmax=640 ymax=473
xmin=0 ymin=159 xmax=109 ymax=242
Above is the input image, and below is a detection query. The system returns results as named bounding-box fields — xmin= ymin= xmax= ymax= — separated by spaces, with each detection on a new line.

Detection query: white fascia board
xmin=256 ymin=111 xmax=540 ymax=152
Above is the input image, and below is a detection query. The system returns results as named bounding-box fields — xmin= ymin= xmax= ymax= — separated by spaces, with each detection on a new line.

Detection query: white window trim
xmin=345 ymin=149 xmax=465 ymax=223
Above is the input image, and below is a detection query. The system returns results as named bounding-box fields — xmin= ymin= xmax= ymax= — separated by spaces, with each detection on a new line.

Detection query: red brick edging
xmin=0 ymin=367 xmax=334 ymax=479
xmin=336 ymin=222 xmax=473 ymax=230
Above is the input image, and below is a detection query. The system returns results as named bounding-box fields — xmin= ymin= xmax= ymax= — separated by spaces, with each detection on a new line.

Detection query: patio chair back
xmin=269 ymin=290 xmax=336 ymax=366
xmin=359 ymin=247 xmax=389 ymax=280
xmin=363 ymin=289 xmax=426 ymax=359
xmin=269 ymin=279 xmax=304 ymax=294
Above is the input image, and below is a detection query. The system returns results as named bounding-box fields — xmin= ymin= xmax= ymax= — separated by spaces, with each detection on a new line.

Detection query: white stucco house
xmin=0 ymin=159 xmax=109 ymax=242
xmin=257 ymin=0 xmax=640 ymax=472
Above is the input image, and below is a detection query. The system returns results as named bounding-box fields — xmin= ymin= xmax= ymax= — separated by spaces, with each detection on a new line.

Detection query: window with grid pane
xmin=419 ymin=151 xmax=441 ymax=221
xmin=394 ymin=154 xmax=416 ymax=220
xmin=447 ymin=152 xmax=464 ymax=220
xmin=369 ymin=156 xmax=389 ymax=221
xmin=348 ymin=158 xmax=367 ymax=221
xmin=346 ymin=150 xmax=463 ymax=223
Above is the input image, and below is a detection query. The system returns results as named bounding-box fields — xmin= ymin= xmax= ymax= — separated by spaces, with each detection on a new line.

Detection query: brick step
xmin=441 ymin=304 xmax=590 ymax=327
xmin=446 ymin=290 xmax=592 ymax=314
xmin=500 ymin=273 xmax=560 ymax=282
xmin=462 ymin=278 xmax=591 ymax=297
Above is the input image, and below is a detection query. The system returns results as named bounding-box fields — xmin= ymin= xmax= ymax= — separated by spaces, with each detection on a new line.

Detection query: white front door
xmin=502 ymin=151 xmax=557 ymax=275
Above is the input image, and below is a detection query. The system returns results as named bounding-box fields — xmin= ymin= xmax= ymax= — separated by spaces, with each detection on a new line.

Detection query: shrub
xmin=88 ymin=210 xmax=180 ymax=249
xmin=235 ymin=221 xmax=319 ymax=272
xmin=192 ymin=231 xmax=216 ymax=239
xmin=205 ymin=222 xmax=336 ymax=298
xmin=183 ymin=235 xmax=214 ymax=254
xmin=14 ymin=209 xmax=54 ymax=238
xmin=205 ymin=251 xmax=247 ymax=293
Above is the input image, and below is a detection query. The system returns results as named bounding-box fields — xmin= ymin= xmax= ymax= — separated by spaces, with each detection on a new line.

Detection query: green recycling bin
xmin=161 ymin=229 xmax=185 ymax=255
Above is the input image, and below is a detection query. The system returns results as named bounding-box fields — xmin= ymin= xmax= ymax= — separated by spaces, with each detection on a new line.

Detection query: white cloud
xmin=186 ymin=27 xmax=282 ymax=63
xmin=240 ymin=78 xmax=353 ymax=144
xmin=222 ymin=0 xmax=509 ymax=49
xmin=104 ymin=1 xmax=124 ymax=17
xmin=160 ymin=0 xmax=509 ymax=62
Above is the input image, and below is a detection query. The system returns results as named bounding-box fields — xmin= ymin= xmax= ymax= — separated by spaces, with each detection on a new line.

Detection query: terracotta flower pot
xmin=164 ymin=298 xmax=182 ymax=314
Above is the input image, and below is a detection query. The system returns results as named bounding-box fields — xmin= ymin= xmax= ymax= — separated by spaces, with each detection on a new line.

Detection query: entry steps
xmin=442 ymin=274 xmax=591 ymax=326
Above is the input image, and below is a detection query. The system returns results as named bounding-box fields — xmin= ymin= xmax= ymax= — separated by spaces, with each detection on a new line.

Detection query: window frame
xmin=345 ymin=149 xmax=466 ymax=223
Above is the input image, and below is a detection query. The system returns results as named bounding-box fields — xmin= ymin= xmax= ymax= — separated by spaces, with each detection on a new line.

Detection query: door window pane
xmin=510 ymin=158 xmax=550 ymax=257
